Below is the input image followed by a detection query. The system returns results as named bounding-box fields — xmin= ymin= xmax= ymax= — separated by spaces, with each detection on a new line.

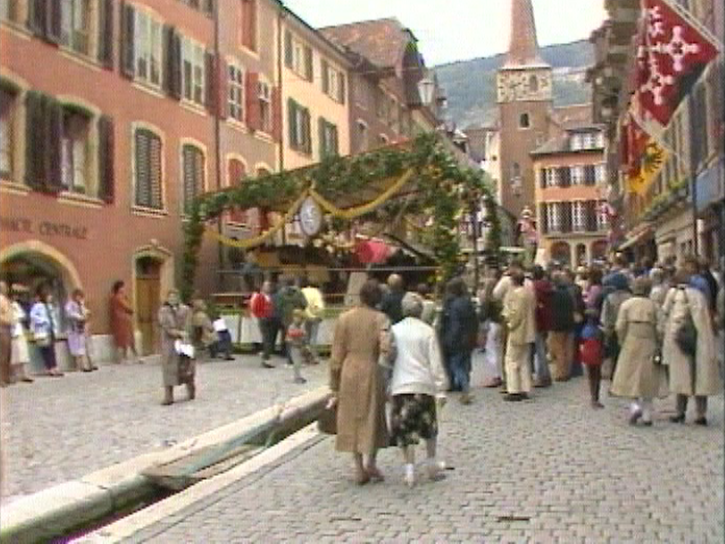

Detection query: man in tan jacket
xmin=502 ymin=270 xmax=536 ymax=401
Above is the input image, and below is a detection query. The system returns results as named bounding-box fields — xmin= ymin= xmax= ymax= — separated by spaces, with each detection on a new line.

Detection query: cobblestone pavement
xmin=0 ymin=354 xmax=328 ymax=503
xmin=126 ymin=361 xmax=724 ymax=543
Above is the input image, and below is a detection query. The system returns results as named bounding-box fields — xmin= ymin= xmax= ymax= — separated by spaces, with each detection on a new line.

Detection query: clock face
xmin=299 ymin=197 xmax=323 ymax=237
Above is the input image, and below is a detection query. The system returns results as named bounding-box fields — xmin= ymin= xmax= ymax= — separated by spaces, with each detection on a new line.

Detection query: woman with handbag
xmin=158 ymin=289 xmax=193 ymax=406
xmin=610 ymin=278 xmax=668 ymax=425
xmin=65 ymin=289 xmax=94 ymax=372
xmin=29 ymin=285 xmax=63 ymax=377
xmin=10 ymin=284 xmax=34 ymax=383
xmin=329 ymin=280 xmax=391 ymax=485
xmin=662 ymin=269 xmax=721 ymax=425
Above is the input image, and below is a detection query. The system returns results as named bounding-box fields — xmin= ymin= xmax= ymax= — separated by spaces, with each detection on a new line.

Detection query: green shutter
xmin=304 ymin=109 xmax=311 ymax=154
xmin=338 ymin=73 xmax=346 ymax=104
xmin=304 ymin=46 xmax=313 ymax=82
xmin=24 ymin=91 xmax=45 ymax=190
xmin=288 ymin=98 xmax=297 ymax=149
xmin=321 ymin=60 xmax=329 ymax=94
xmin=120 ymin=2 xmax=135 ymax=78
xmin=331 ymin=124 xmax=338 ymax=156
xmin=97 ymin=0 xmax=114 ymax=69
xmin=284 ymin=30 xmax=293 ymax=68
xmin=98 ymin=115 xmax=115 ymax=203
xmin=46 ymin=97 xmax=63 ymax=192
xmin=318 ymin=117 xmax=326 ymax=159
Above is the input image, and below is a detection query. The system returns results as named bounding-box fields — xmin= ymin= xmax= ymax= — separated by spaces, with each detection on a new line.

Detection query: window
xmin=597 ymin=201 xmax=609 ymax=231
xmin=135 ymin=129 xmax=163 ymax=209
xmin=0 ymin=88 xmax=16 ymax=180
xmin=61 ymin=108 xmax=91 ymax=193
xmin=258 ymin=81 xmax=272 ymax=133
xmin=288 ymin=99 xmax=311 ymax=154
xmin=570 ymin=134 xmax=583 ymax=151
xmin=529 ymin=75 xmax=538 ymax=92
xmin=572 ymin=201 xmax=586 ymax=232
xmin=547 ymin=203 xmax=561 ymax=233
xmin=240 ymin=0 xmax=257 ymax=51
xmin=322 ymin=61 xmax=345 ymax=104
xmin=182 ymin=38 xmax=205 ymax=106
xmin=519 ymin=113 xmax=530 ymax=129
xmin=228 ymin=63 xmax=244 ymax=122
xmin=595 ymin=132 xmax=605 ymax=148
xmin=182 ymin=144 xmax=204 ymax=214
xmin=1 ymin=0 xmax=19 ymax=22
xmin=511 ymin=163 xmax=521 ymax=194
xmin=60 ymin=0 xmax=91 ymax=54
xmin=571 ymin=165 xmax=585 ymax=185
xmin=285 ymin=31 xmax=313 ymax=81
xmin=357 ymin=120 xmax=369 ymax=153
xmin=134 ymin=10 xmax=162 ymax=88
xmin=595 ymin=163 xmax=607 ymax=183
xmin=319 ymin=118 xmax=338 ymax=159
xmin=544 ymin=168 xmax=556 ymax=188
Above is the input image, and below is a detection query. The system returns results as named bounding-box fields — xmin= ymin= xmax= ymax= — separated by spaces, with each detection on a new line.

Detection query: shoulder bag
xmin=675 ymin=288 xmax=697 ymax=357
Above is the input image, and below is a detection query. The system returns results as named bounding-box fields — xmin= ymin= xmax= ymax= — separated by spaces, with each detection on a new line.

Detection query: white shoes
xmin=404 ymin=464 xmax=415 ymax=488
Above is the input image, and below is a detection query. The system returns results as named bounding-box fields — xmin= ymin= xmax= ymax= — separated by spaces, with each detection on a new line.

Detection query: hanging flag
xmin=636 ymin=0 xmax=719 ymax=126
xmin=623 ymin=114 xmax=668 ymax=196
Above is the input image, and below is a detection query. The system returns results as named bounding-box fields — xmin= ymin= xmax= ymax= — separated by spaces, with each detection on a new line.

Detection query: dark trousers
xmin=449 ymin=351 xmax=472 ymax=393
xmin=676 ymin=394 xmax=708 ymax=417
xmin=586 ymin=365 xmax=602 ymax=402
xmin=259 ymin=318 xmax=281 ymax=361
xmin=39 ymin=344 xmax=57 ymax=370
xmin=210 ymin=330 xmax=233 ymax=359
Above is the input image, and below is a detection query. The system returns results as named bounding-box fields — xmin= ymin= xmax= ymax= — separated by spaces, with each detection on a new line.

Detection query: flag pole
xmin=687 ymin=92 xmax=699 ymax=256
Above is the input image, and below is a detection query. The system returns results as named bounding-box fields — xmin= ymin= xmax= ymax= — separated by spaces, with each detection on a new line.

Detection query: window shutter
xmin=182 ymin=146 xmax=195 ymax=214
xmin=303 ymin=108 xmax=311 ymax=154
xmin=245 ymin=71 xmax=260 ymax=130
xmin=284 ymin=30 xmax=293 ymax=68
xmin=586 ymin=201 xmax=597 ymax=232
xmin=24 ymin=91 xmax=45 ymax=190
xmin=558 ymin=167 xmax=571 ymax=188
xmin=561 ymin=202 xmax=572 ymax=233
xmin=204 ymin=0 xmax=215 ymax=15
xmin=540 ymin=204 xmax=548 ymax=235
xmin=271 ymin=86 xmax=282 ymax=142
xmin=321 ymin=60 xmax=329 ymax=94
xmin=163 ymin=26 xmax=182 ymax=99
xmin=331 ymin=124 xmax=338 ymax=156
xmin=45 ymin=0 xmax=62 ymax=44
xmin=215 ymin=57 xmax=228 ymax=119
xmin=120 ymin=2 xmax=135 ymax=79
xmin=204 ymin=51 xmax=216 ymax=113
xmin=318 ymin=117 xmax=326 ymax=158
xmin=27 ymin=0 xmax=46 ymax=36
xmin=46 ymin=97 xmax=63 ymax=192
xmin=98 ymin=115 xmax=115 ymax=203
xmin=135 ymin=130 xmax=149 ymax=207
xmin=584 ymin=165 xmax=596 ymax=186
xmin=149 ymin=133 xmax=162 ymax=209
xmin=304 ymin=46 xmax=313 ymax=82
xmin=539 ymin=169 xmax=546 ymax=189
xmin=288 ymin=99 xmax=297 ymax=148
xmin=338 ymin=74 xmax=346 ymax=104
xmin=98 ymin=0 xmax=114 ymax=69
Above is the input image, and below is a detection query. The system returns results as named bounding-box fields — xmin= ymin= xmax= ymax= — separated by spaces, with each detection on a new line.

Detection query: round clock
xmin=299 ymin=196 xmax=323 ymax=237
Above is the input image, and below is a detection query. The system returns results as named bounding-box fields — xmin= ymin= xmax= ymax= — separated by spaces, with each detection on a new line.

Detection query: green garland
xmin=182 ymin=133 xmax=501 ymax=300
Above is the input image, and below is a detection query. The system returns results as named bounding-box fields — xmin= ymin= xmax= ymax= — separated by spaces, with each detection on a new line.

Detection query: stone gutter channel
xmin=1 ymin=388 xmax=331 ymax=543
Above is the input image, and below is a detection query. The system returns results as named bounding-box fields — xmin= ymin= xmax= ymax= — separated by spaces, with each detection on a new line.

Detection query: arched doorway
xmin=0 ymin=241 xmax=82 ymax=330
xmin=133 ymin=246 xmax=174 ymax=356
xmin=591 ymin=240 xmax=609 ymax=262
xmin=575 ymin=244 xmax=587 ymax=266
xmin=550 ymin=241 xmax=572 ymax=267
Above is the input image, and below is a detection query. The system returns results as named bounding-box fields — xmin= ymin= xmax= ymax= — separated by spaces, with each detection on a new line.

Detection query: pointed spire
xmin=504 ymin=0 xmax=548 ymax=68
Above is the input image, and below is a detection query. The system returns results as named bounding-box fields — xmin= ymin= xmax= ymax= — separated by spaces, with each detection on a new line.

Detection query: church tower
xmin=496 ymin=0 xmax=553 ymax=219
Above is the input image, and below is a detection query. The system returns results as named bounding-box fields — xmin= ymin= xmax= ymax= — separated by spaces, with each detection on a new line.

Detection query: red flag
xmin=621 ymin=114 xmax=648 ymax=177
xmin=637 ymin=0 xmax=719 ymax=125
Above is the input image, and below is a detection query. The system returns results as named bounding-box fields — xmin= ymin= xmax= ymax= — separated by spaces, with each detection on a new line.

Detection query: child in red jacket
xmin=580 ymin=310 xmax=604 ymax=409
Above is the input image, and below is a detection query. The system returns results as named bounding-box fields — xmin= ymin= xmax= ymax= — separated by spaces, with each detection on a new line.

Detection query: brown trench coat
xmin=159 ymin=303 xmax=192 ymax=387
xmin=330 ymin=306 xmax=391 ymax=454
xmin=610 ymin=296 xmax=668 ymax=399
xmin=110 ymin=294 xmax=134 ymax=349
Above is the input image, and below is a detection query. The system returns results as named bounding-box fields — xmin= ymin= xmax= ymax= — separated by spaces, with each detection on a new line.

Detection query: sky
xmin=283 ymin=0 xmax=608 ymax=66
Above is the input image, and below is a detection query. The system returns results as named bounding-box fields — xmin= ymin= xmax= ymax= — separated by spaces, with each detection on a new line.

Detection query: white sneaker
xmin=404 ymin=465 xmax=415 ymax=488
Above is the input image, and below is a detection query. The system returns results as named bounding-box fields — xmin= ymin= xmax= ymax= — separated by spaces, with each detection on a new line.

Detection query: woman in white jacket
xmin=388 ymin=293 xmax=449 ymax=488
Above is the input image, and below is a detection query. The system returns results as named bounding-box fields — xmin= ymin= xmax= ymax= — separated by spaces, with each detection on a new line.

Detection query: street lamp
xmin=417 ymin=77 xmax=435 ymax=106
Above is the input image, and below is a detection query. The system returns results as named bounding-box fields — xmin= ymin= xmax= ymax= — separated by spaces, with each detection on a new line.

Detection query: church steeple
xmin=504 ymin=0 xmax=548 ymax=68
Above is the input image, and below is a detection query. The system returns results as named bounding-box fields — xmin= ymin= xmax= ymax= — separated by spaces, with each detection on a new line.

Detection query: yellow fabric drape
xmin=205 ymin=190 xmax=308 ymax=249
xmin=309 ymin=168 xmax=414 ymax=220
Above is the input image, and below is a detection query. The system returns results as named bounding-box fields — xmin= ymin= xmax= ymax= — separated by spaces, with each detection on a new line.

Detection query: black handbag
xmin=675 ymin=289 xmax=697 ymax=357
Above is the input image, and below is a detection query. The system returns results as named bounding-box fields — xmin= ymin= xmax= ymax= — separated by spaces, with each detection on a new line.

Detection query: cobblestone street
xmin=125 ymin=363 xmax=724 ymax=543
xmin=0 ymin=354 xmax=327 ymax=503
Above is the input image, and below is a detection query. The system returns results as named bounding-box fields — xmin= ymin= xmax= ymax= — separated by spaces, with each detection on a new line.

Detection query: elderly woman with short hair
xmin=389 ymin=293 xmax=448 ymax=487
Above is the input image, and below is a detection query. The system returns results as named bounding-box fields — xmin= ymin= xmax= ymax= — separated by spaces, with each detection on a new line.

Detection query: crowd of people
xmin=326 ymin=254 xmax=724 ymax=488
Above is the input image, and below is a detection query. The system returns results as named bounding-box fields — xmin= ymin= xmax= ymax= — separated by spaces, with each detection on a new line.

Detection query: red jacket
xmin=533 ymin=279 xmax=554 ymax=333
xmin=250 ymin=293 xmax=273 ymax=319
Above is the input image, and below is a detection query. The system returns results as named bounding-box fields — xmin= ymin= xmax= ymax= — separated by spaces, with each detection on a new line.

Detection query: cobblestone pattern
xmin=126 ymin=362 xmax=724 ymax=543
xmin=0 ymin=354 xmax=327 ymax=503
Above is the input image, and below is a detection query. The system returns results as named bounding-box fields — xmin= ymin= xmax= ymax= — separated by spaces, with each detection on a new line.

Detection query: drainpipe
xmin=277 ymin=7 xmax=287 ymax=245
xmin=213 ymin=0 xmax=225 ymax=286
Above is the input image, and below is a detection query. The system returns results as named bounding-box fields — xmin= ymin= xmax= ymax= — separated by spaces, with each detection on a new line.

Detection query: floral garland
xmin=182 ymin=133 xmax=501 ymax=301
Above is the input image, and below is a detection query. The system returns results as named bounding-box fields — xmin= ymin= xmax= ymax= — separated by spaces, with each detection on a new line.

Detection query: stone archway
xmin=132 ymin=245 xmax=174 ymax=355
xmin=550 ymin=241 xmax=572 ymax=267
xmin=591 ymin=240 xmax=609 ymax=262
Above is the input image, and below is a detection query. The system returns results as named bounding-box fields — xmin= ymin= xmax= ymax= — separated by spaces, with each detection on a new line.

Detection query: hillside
xmin=435 ymin=40 xmax=594 ymax=128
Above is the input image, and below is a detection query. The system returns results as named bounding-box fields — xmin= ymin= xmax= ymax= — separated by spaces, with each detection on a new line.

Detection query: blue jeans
xmin=534 ymin=332 xmax=551 ymax=382
xmin=449 ymin=351 xmax=472 ymax=393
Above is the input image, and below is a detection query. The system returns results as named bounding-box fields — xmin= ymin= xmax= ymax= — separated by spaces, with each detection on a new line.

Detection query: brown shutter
xmin=24 ymin=91 xmax=45 ymax=190
xmin=539 ymin=168 xmax=546 ymax=189
xmin=584 ymin=165 xmax=596 ymax=186
xmin=321 ymin=60 xmax=329 ymax=94
xmin=245 ymin=71 xmax=260 ymax=130
xmin=27 ymin=0 xmax=46 ymax=36
xmin=271 ymin=86 xmax=282 ymax=142
xmin=134 ymin=130 xmax=149 ymax=207
xmin=288 ymin=98 xmax=297 ymax=148
xmin=205 ymin=51 xmax=215 ymax=113
xmin=586 ymin=201 xmax=597 ymax=232
xmin=338 ymin=73 xmax=346 ymax=104
xmin=332 ymin=124 xmax=338 ymax=155
xmin=217 ymin=56 xmax=228 ymax=119
xmin=540 ymin=204 xmax=548 ymax=235
xmin=46 ymin=97 xmax=63 ymax=193
xmin=163 ymin=26 xmax=182 ymax=99
xmin=204 ymin=0 xmax=214 ymax=16
xmin=318 ymin=117 xmax=326 ymax=158
xmin=45 ymin=0 xmax=62 ymax=44
xmin=304 ymin=46 xmax=313 ymax=82
xmin=561 ymin=202 xmax=572 ymax=233
xmin=303 ymin=108 xmax=311 ymax=154
xmin=98 ymin=0 xmax=114 ymax=69
xmin=98 ymin=115 xmax=115 ymax=204
xmin=120 ymin=2 xmax=135 ymax=79
xmin=284 ymin=30 xmax=293 ymax=68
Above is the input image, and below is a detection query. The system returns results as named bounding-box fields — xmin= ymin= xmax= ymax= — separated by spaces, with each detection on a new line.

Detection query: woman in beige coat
xmin=330 ymin=280 xmax=391 ymax=485
xmin=611 ymin=278 xmax=667 ymax=426
xmin=661 ymin=270 xmax=721 ymax=426
xmin=159 ymin=289 xmax=193 ymax=406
